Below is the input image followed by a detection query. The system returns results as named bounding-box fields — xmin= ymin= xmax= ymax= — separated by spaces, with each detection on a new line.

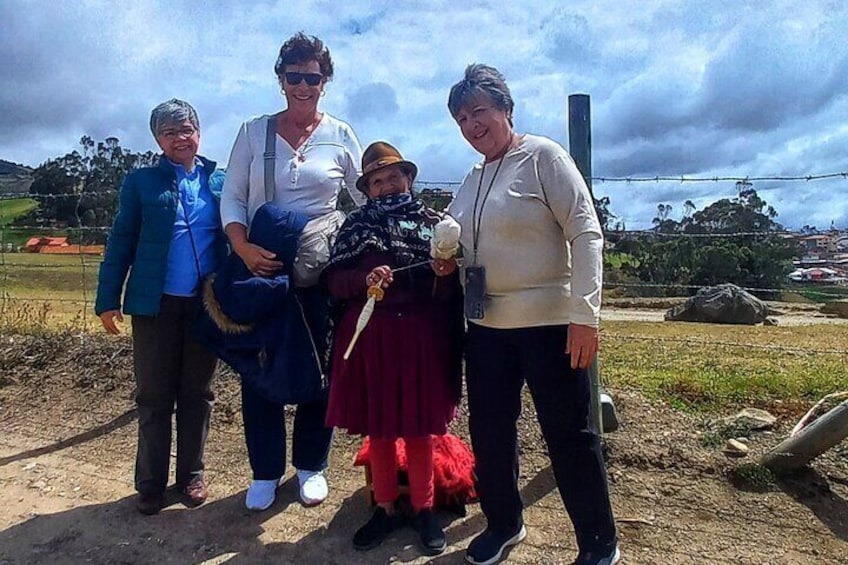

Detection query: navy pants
xmin=241 ymin=378 xmax=333 ymax=480
xmin=132 ymin=294 xmax=217 ymax=495
xmin=465 ymin=322 xmax=616 ymax=553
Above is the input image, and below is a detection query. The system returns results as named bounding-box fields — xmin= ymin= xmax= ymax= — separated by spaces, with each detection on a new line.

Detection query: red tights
xmin=369 ymin=435 xmax=434 ymax=511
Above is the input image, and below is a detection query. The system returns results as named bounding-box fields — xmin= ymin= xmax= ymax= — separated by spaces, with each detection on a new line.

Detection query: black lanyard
xmin=471 ymin=154 xmax=506 ymax=265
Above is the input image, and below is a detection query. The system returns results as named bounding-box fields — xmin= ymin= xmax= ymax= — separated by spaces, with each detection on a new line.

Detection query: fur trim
xmin=202 ymin=275 xmax=254 ymax=334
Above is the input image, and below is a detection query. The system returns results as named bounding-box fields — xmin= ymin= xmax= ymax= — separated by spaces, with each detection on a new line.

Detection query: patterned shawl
xmin=328 ymin=192 xmax=440 ymax=270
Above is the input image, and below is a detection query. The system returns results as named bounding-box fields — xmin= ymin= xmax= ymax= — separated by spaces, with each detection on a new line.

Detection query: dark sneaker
xmin=413 ymin=508 xmax=447 ymax=556
xmin=181 ymin=477 xmax=208 ymax=508
xmin=465 ymin=524 xmax=527 ymax=565
xmin=573 ymin=544 xmax=621 ymax=565
xmin=353 ymin=507 xmax=403 ymax=551
xmin=136 ymin=492 xmax=165 ymax=516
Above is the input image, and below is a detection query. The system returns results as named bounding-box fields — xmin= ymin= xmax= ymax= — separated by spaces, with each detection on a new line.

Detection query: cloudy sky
xmin=2 ymin=0 xmax=846 ymax=229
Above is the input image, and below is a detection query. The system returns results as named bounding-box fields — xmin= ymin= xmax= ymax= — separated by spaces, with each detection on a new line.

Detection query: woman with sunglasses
xmin=447 ymin=64 xmax=619 ymax=565
xmin=220 ymin=32 xmax=364 ymax=512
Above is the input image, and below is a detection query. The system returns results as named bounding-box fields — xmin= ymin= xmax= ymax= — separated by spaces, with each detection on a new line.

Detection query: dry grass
xmin=601 ymin=320 xmax=848 ymax=412
xmin=0 ymin=254 xmax=101 ymax=330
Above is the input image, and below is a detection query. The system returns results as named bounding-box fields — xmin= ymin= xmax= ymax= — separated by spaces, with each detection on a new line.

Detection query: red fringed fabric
xmin=355 ymin=433 xmax=478 ymax=510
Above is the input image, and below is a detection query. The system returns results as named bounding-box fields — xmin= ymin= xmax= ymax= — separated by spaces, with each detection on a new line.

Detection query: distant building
xmin=23 ymin=236 xmax=103 ymax=255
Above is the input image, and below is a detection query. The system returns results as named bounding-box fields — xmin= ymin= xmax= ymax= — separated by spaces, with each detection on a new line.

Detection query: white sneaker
xmin=296 ymin=469 xmax=328 ymax=506
xmin=245 ymin=478 xmax=281 ymax=511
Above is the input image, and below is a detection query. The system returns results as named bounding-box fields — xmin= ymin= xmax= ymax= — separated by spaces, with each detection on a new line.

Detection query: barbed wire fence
xmin=2 ymin=171 xmax=848 ymax=357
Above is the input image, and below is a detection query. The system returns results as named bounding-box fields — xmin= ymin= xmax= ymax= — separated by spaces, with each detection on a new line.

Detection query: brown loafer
xmin=136 ymin=492 xmax=165 ymax=515
xmin=181 ymin=478 xmax=208 ymax=508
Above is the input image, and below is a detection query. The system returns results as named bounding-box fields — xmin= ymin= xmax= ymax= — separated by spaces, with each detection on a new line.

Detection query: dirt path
xmin=603 ymin=299 xmax=848 ymax=326
xmin=1 ymin=334 xmax=846 ymax=564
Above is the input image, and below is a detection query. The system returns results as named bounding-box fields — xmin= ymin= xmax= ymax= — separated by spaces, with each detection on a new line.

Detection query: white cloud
xmin=1 ymin=0 xmax=846 ymax=228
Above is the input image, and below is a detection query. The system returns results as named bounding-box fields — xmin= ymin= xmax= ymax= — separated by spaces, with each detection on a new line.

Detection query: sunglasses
xmin=284 ymin=72 xmax=323 ymax=86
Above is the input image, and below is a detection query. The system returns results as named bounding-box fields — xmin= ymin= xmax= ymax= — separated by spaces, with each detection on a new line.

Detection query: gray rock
xmin=821 ymin=300 xmax=848 ymax=318
xmin=724 ymin=407 xmax=777 ymax=431
xmin=664 ymin=284 xmax=768 ymax=325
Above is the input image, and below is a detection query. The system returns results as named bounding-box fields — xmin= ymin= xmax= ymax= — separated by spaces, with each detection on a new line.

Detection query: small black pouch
xmin=464 ymin=265 xmax=487 ymax=320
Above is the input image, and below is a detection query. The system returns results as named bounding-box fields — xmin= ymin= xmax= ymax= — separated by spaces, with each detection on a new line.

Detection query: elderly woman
xmin=323 ymin=142 xmax=461 ymax=555
xmin=220 ymin=32 xmax=364 ymax=511
xmin=96 ymin=99 xmax=226 ymax=515
xmin=447 ymin=65 xmax=619 ymax=565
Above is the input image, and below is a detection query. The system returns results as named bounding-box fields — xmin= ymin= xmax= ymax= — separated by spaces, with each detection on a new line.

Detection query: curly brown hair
xmin=274 ymin=32 xmax=334 ymax=79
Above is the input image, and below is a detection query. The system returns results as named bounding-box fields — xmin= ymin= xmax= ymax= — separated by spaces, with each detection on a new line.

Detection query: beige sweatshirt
xmin=449 ymin=134 xmax=603 ymax=329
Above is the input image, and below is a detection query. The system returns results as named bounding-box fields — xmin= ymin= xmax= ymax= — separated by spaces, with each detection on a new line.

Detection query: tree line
xmin=27 ymin=136 xmax=157 ymax=240
xmin=606 ymin=183 xmax=799 ymax=295
xmin=24 ymin=138 xmax=798 ymax=293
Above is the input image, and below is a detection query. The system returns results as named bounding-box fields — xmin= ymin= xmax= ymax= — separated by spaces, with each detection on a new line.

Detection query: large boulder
xmin=664 ymin=284 xmax=768 ymax=325
xmin=821 ymin=300 xmax=848 ymax=319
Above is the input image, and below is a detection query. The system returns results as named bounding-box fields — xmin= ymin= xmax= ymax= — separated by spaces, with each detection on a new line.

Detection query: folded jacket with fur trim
xmin=194 ymin=202 xmax=330 ymax=404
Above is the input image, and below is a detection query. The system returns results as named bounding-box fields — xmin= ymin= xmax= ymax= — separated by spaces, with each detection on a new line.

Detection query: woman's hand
xmin=226 ymin=222 xmax=283 ymax=277
xmin=566 ymin=323 xmax=599 ymax=370
xmin=234 ymin=241 xmax=284 ymax=277
xmin=365 ymin=265 xmax=393 ymax=288
xmin=99 ymin=310 xmax=123 ymax=335
xmin=431 ymin=258 xmax=457 ymax=277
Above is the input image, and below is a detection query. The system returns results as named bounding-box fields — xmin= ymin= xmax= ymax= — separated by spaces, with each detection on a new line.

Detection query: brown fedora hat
xmin=356 ymin=141 xmax=418 ymax=193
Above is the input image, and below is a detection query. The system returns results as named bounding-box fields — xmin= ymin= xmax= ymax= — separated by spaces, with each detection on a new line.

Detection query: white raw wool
xmin=431 ymin=215 xmax=461 ymax=259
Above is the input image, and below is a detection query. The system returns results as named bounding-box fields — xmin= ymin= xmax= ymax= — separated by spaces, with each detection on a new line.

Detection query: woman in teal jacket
xmin=95 ymin=99 xmax=227 ymax=515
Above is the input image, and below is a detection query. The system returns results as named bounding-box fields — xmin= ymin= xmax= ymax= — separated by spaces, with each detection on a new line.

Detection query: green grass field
xmin=1 ymin=256 xmax=846 ymax=412
xmin=0 ymin=198 xmax=37 ymax=226
xmin=602 ymin=320 xmax=848 ymax=413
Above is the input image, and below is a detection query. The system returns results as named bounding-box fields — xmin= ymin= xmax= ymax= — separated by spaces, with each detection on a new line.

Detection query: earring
xmin=320 ymin=90 xmax=326 ymax=97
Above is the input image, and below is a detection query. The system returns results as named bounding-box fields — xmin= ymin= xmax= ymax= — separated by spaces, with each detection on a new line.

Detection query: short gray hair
xmin=448 ymin=64 xmax=514 ymax=124
xmin=149 ymin=98 xmax=200 ymax=137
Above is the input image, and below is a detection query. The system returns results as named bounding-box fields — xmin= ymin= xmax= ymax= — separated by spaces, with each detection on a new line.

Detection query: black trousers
xmin=131 ymin=294 xmax=217 ymax=495
xmin=465 ymin=323 xmax=616 ymax=553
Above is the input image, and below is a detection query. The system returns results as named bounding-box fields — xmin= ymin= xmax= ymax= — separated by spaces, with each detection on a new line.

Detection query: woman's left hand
xmin=566 ymin=324 xmax=599 ymax=370
xmin=431 ymin=258 xmax=457 ymax=277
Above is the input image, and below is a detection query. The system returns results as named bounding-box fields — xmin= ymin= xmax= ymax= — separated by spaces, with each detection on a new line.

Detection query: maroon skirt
xmin=326 ymin=302 xmax=457 ymax=440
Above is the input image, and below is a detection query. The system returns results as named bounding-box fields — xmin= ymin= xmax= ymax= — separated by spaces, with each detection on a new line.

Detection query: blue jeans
xmin=240 ymin=378 xmax=332 ymax=480
xmin=465 ymin=322 xmax=616 ymax=553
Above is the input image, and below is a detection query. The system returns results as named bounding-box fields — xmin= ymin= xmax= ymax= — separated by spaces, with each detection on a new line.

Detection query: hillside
xmin=0 ymin=159 xmax=34 ymax=195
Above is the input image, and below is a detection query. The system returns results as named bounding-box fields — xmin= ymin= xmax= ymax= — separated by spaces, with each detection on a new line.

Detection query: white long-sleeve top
xmin=220 ymin=113 xmax=365 ymax=228
xmin=449 ymin=134 xmax=603 ymax=329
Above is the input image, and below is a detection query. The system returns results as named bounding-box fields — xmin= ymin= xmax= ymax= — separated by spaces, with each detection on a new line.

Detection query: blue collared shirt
xmin=163 ymin=159 xmax=219 ymax=296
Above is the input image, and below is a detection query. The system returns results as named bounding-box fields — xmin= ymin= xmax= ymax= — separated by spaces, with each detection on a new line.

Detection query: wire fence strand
xmin=3 ymin=176 xmax=848 ymax=356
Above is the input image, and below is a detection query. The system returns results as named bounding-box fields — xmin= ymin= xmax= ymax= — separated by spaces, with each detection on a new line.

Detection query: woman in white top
xmin=220 ymin=32 xmax=363 ymax=513
xmin=447 ymin=64 xmax=619 ymax=565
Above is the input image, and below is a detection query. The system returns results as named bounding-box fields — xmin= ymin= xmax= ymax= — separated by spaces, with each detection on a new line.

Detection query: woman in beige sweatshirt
xmin=447 ymin=64 xmax=619 ymax=565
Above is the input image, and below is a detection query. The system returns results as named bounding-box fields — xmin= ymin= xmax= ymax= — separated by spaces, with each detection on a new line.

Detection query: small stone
xmin=22 ymin=462 xmax=36 ymax=471
xmin=764 ymin=317 xmax=778 ymax=326
xmin=723 ymin=439 xmax=749 ymax=457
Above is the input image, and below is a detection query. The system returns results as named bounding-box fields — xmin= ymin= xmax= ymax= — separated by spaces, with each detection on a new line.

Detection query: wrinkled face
xmin=155 ymin=120 xmax=199 ymax=168
xmin=280 ymin=59 xmax=325 ymax=112
xmin=365 ymin=164 xmax=413 ymax=199
xmin=454 ymin=94 xmax=513 ymax=161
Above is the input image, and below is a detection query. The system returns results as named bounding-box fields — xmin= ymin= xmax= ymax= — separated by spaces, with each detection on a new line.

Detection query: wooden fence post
xmin=568 ymin=94 xmax=606 ymax=433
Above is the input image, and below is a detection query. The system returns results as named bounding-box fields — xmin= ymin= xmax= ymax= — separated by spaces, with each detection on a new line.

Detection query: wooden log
xmin=760 ymin=401 xmax=848 ymax=472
